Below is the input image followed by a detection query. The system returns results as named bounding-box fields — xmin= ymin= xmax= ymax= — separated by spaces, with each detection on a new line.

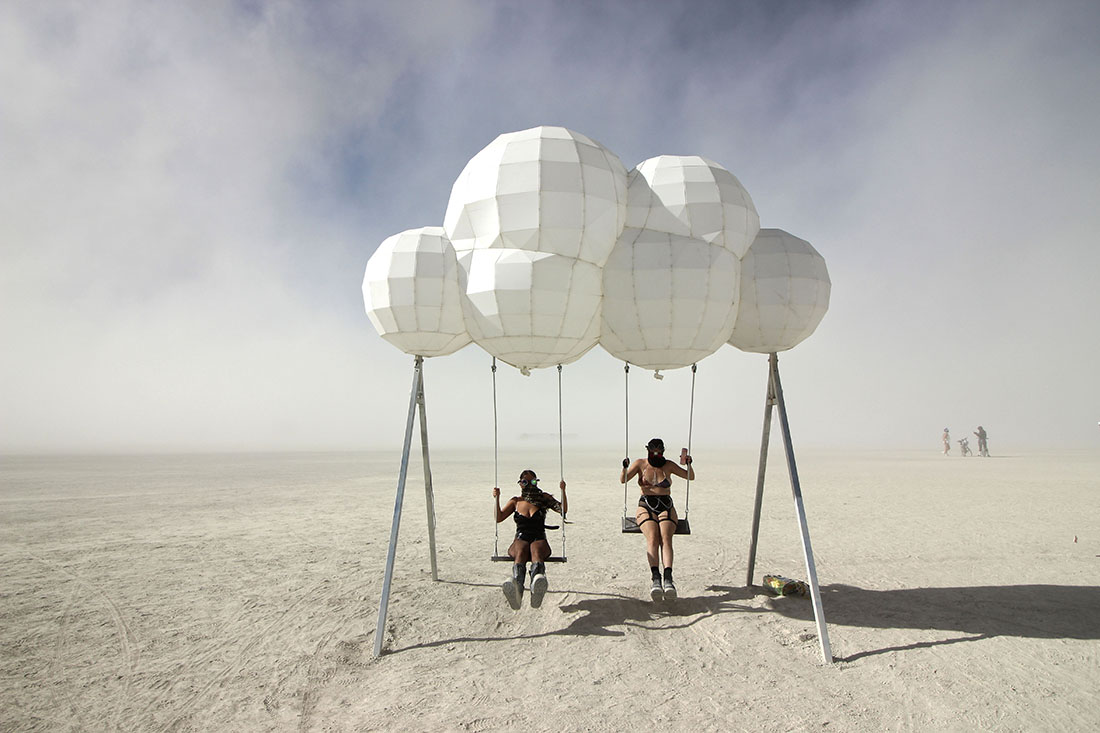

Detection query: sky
xmin=2 ymin=0 xmax=1099 ymax=454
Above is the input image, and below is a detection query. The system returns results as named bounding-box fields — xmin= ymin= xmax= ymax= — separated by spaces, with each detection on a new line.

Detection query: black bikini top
xmin=639 ymin=471 xmax=671 ymax=490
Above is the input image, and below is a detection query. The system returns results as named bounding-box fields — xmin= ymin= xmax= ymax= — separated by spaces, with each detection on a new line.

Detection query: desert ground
xmin=2 ymin=447 xmax=1098 ymax=731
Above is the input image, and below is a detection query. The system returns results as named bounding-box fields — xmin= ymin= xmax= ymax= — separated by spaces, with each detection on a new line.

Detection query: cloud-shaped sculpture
xmin=625 ymin=156 xmax=760 ymax=258
xmin=362 ymin=126 xmax=830 ymax=369
xmin=443 ymin=126 xmax=628 ymax=267
xmin=601 ymin=228 xmax=739 ymax=370
xmin=727 ymin=228 xmax=830 ymax=353
xmin=362 ymin=227 xmax=471 ymax=357
xmin=459 ymin=249 xmax=601 ymax=371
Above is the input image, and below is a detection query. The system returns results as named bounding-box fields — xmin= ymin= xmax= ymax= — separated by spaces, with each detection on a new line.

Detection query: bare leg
xmin=509 ymin=539 xmax=532 ymax=565
xmin=658 ymin=507 xmax=678 ymax=600
xmin=637 ymin=506 xmax=661 ymax=568
xmin=530 ymin=539 xmax=550 ymax=563
xmin=658 ymin=506 xmax=678 ymax=570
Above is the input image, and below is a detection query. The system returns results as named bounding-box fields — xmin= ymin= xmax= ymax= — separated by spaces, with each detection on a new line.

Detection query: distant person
xmin=942 ymin=428 xmax=951 ymax=455
xmin=621 ymin=437 xmax=694 ymax=601
xmin=974 ymin=426 xmax=989 ymax=457
xmin=492 ymin=470 xmax=567 ymax=610
xmin=958 ymin=437 xmax=972 ymax=456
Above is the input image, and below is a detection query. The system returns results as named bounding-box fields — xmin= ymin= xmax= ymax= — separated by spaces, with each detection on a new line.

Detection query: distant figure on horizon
xmin=943 ymin=428 xmax=951 ymax=455
xmin=493 ymin=470 xmax=567 ymax=610
xmin=958 ymin=437 xmax=972 ymax=456
xmin=974 ymin=426 xmax=989 ymax=457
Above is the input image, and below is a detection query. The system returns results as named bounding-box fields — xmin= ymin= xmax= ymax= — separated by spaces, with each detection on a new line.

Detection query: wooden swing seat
xmin=621 ymin=516 xmax=691 ymax=535
xmin=490 ymin=555 xmax=567 ymax=563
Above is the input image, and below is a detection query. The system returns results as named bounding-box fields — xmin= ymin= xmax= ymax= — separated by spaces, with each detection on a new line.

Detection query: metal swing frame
xmin=373 ymin=355 xmax=439 ymax=658
xmin=744 ymin=352 xmax=833 ymax=665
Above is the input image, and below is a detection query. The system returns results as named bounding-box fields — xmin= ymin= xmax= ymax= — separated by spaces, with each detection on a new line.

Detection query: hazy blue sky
xmin=3 ymin=0 xmax=1098 ymax=453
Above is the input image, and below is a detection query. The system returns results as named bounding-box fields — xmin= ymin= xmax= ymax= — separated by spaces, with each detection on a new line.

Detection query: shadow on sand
xmin=759 ymin=583 xmax=1100 ymax=661
xmin=384 ymin=581 xmax=1100 ymax=660
xmin=386 ymin=582 xmax=758 ymax=655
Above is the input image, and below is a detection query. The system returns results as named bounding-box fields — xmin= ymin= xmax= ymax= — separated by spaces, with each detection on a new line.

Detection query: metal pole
xmin=770 ymin=352 xmax=832 ymax=665
xmin=373 ymin=355 xmax=423 ymax=658
xmin=417 ymin=361 xmax=438 ymax=582
xmin=745 ymin=362 xmax=775 ymax=586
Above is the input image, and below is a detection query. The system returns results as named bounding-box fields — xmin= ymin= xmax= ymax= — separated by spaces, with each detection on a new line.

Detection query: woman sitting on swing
xmin=492 ymin=470 xmax=567 ymax=610
xmin=622 ymin=438 xmax=694 ymax=601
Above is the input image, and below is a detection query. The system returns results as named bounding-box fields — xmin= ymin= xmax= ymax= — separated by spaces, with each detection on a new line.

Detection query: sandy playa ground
xmin=2 ymin=448 xmax=1098 ymax=731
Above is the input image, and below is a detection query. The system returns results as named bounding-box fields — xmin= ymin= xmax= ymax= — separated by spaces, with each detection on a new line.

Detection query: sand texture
xmin=2 ymin=448 xmax=1098 ymax=731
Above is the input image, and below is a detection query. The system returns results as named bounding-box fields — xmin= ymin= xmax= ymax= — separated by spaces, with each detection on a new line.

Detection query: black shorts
xmin=637 ymin=494 xmax=675 ymax=521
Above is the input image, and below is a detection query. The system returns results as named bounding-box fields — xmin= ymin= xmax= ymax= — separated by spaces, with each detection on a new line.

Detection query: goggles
xmin=518 ymin=478 xmax=539 ymax=488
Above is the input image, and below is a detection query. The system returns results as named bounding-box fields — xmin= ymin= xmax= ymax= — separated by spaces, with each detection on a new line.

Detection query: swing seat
xmin=490 ymin=555 xmax=567 ymax=563
xmin=621 ymin=516 xmax=691 ymax=535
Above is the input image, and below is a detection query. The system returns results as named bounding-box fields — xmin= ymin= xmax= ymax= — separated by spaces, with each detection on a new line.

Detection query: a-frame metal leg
xmin=745 ymin=364 xmax=775 ymax=586
xmin=374 ymin=355 xmax=429 ymax=658
xmin=769 ymin=352 xmax=832 ymax=664
xmin=417 ymin=365 xmax=438 ymax=581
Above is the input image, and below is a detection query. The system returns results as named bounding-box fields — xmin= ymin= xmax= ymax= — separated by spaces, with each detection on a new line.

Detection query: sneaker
xmin=529 ymin=573 xmax=548 ymax=609
xmin=650 ymin=577 xmax=664 ymax=602
xmin=662 ymin=577 xmax=677 ymax=601
xmin=502 ymin=579 xmax=522 ymax=610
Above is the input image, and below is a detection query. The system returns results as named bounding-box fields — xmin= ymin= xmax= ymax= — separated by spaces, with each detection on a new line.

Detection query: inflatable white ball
xmin=458 ymin=248 xmax=602 ymax=371
xmin=625 ymin=155 xmax=760 ymax=258
xmin=362 ymin=227 xmax=471 ymax=357
xmin=728 ymin=228 xmax=830 ymax=353
xmin=443 ymin=126 xmax=628 ymax=266
xmin=600 ymin=227 xmax=740 ymax=370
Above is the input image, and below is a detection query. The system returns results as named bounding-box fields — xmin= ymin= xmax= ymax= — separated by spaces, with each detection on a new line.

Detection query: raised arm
xmin=667 ymin=454 xmax=695 ymax=481
xmin=559 ymin=480 xmax=568 ymax=516
xmin=621 ymin=458 xmax=642 ymax=484
xmin=492 ymin=487 xmax=517 ymax=523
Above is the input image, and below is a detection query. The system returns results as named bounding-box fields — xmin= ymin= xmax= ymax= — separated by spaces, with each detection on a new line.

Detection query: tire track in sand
xmin=26 ymin=552 xmax=137 ymax=733
xmin=153 ymin=577 xmax=340 ymax=733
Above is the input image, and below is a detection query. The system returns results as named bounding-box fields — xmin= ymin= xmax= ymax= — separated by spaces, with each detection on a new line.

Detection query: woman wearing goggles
xmin=492 ymin=470 xmax=567 ymax=610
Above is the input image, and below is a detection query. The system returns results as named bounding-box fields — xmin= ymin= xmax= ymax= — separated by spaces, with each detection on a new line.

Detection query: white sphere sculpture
xmin=362 ymin=227 xmax=472 ymax=357
xmin=459 ymin=248 xmax=602 ymax=371
xmin=443 ymin=126 xmax=628 ymax=266
xmin=727 ymin=228 xmax=831 ymax=353
xmin=600 ymin=227 xmax=740 ymax=370
xmin=625 ymin=155 xmax=760 ymax=258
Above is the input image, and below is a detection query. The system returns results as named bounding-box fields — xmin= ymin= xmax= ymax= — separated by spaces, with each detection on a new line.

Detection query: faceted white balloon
xmin=362 ymin=227 xmax=471 ymax=357
xmin=625 ymin=155 xmax=760 ymax=258
xmin=443 ymin=126 xmax=628 ymax=266
xmin=600 ymin=227 xmax=740 ymax=370
xmin=728 ymin=228 xmax=830 ymax=353
xmin=458 ymin=249 xmax=602 ymax=372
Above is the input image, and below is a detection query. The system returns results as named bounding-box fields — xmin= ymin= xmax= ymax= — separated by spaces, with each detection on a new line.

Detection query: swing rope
xmin=685 ymin=363 xmax=696 ymax=517
xmin=491 ymin=358 xmax=500 ymax=557
xmin=622 ymin=362 xmax=630 ymax=522
xmin=557 ymin=364 xmax=566 ymax=559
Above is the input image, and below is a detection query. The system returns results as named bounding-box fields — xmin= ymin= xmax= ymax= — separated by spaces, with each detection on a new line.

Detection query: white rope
xmin=557 ymin=363 xmax=566 ymax=559
xmin=685 ymin=363 xmax=697 ymax=517
xmin=491 ymin=358 xmax=500 ymax=557
xmin=623 ymin=362 xmax=630 ymax=519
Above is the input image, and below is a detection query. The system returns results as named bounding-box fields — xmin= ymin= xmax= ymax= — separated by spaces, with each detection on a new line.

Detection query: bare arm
xmin=559 ymin=480 xmax=568 ymax=516
xmin=492 ymin=487 xmax=516 ymax=523
xmin=667 ymin=455 xmax=695 ymax=481
xmin=621 ymin=458 xmax=642 ymax=484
